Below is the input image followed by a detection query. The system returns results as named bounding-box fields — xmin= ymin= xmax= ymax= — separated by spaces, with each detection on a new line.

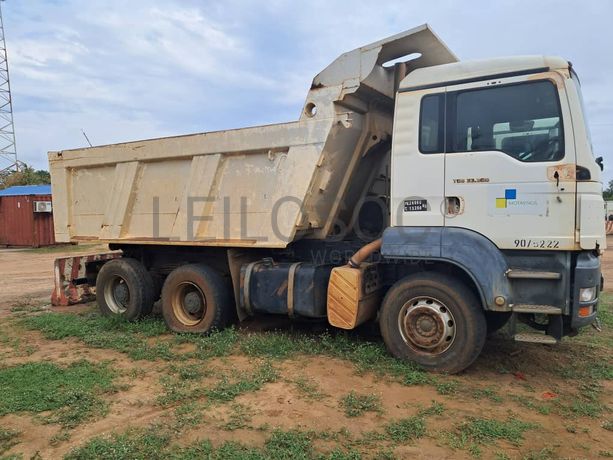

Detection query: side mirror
xmin=596 ymin=156 xmax=604 ymax=171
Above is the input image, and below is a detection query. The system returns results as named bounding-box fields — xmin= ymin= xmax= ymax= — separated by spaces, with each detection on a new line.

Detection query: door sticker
xmin=489 ymin=188 xmax=547 ymax=216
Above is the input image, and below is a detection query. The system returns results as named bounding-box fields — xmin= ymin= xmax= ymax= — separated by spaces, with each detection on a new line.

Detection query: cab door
xmin=391 ymin=87 xmax=446 ymax=227
xmin=443 ymin=72 xmax=577 ymax=251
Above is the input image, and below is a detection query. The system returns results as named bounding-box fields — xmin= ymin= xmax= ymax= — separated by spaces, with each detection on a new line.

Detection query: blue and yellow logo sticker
xmin=495 ymin=189 xmax=516 ymax=209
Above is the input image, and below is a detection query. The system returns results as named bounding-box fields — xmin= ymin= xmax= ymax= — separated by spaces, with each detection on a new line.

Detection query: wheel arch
xmin=381 ymin=226 xmax=511 ymax=311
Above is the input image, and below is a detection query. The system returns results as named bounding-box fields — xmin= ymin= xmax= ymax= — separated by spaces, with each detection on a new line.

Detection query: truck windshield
xmin=450 ymin=80 xmax=564 ymax=162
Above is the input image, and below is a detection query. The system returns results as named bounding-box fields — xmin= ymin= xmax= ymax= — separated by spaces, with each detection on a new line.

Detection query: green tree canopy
xmin=0 ymin=165 xmax=51 ymax=190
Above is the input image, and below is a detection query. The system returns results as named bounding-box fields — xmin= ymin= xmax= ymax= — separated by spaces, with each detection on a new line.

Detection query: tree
xmin=0 ymin=165 xmax=51 ymax=190
xmin=604 ymin=179 xmax=613 ymax=201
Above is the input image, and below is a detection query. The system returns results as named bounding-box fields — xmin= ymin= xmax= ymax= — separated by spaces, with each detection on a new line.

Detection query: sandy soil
xmin=0 ymin=244 xmax=108 ymax=309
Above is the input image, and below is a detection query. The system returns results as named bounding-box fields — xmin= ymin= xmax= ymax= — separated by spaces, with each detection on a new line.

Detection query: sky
xmin=3 ymin=0 xmax=613 ymax=182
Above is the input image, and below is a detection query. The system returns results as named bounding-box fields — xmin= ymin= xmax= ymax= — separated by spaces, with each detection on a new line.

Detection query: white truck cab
xmin=383 ymin=55 xmax=604 ymax=357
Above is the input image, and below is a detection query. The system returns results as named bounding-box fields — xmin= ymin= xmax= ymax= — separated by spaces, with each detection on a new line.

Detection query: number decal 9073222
xmin=514 ymin=239 xmax=560 ymax=249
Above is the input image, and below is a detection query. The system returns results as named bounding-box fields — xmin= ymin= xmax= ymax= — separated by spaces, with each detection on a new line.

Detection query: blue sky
xmin=3 ymin=0 xmax=613 ymax=182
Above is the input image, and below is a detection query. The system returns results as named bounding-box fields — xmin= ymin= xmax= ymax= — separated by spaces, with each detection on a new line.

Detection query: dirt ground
xmin=0 ymin=241 xmax=611 ymax=459
xmin=0 ymin=244 xmax=107 ymax=309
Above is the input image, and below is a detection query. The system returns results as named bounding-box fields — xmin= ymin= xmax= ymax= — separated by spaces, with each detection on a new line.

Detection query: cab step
xmin=507 ymin=269 xmax=561 ymax=280
xmin=511 ymin=304 xmax=562 ymax=315
xmin=514 ymin=333 xmax=558 ymax=344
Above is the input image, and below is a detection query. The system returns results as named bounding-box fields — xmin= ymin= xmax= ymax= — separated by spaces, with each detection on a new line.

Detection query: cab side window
xmin=448 ymin=80 xmax=564 ymax=162
xmin=419 ymin=93 xmax=445 ymax=153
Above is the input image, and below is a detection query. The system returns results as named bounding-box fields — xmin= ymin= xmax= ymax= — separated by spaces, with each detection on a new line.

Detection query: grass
xmin=205 ymin=361 xmax=279 ymax=403
xmin=339 ymin=391 xmax=383 ymax=417
xmin=436 ymin=380 xmax=460 ymax=395
xmin=65 ymin=426 xmax=363 ymax=460
xmin=18 ymin=312 xmax=431 ymax=388
xmin=0 ymin=428 xmax=20 ymax=454
xmin=0 ymin=360 xmax=116 ymax=428
xmin=418 ymin=400 xmax=445 ymax=417
xmin=222 ymin=403 xmax=253 ymax=431
xmin=9 ymin=293 xmax=612 ymax=458
xmin=384 ymin=416 xmax=426 ymax=442
xmin=293 ymin=375 xmax=326 ymax=401
xmin=472 ymin=387 xmax=503 ymax=403
xmin=19 ymin=312 xmax=173 ymax=361
xmin=449 ymin=416 xmax=537 ymax=453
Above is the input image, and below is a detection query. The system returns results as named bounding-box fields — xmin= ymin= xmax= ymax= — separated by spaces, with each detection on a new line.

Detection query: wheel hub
xmin=104 ymin=275 xmax=129 ymax=314
xmin=184 ymin=291 xmax=203 ymax=314
xmin=171 ymin=282 xmax=207 ymax=326
xmin=113 ymin=282 xmax=129 ymax=305
xmin=399 ymin=297 xmax=456 ymax=354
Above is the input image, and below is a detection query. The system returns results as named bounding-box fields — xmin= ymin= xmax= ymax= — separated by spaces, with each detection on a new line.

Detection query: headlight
xmin=579 ymin=287 xmax=597 ymax=302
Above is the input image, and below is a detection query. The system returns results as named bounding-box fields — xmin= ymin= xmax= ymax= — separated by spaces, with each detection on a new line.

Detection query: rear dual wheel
xmin=96 ymin=258 xmax=156 ymax=321
xmin=161 ymin=264 xmax=233 ymax=333
xmin=379 ymin=273 xmax=486 ymax=374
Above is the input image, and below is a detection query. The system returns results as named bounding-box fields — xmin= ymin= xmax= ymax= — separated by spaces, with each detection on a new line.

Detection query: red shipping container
xmin=0 ymin=185 xmax=56 ymax=247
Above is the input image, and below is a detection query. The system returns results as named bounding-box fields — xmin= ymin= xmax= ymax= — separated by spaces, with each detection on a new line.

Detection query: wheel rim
xmin=398 ymin=296 xmax=456 ymax=355
xmin=171 ymin=281 xmax=207 ymax=326
xmin=104 ymin=275 xmax=130 ymax=314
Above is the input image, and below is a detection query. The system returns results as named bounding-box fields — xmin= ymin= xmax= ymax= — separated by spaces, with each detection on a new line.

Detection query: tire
xmin=161 ymin=263 xmax=232 ymax=334
xmin=96 ymin=258 xmax=156 ymax=320
xmin=379 ymin=272 xmax=486 ymax=374
xmin=486 ymin=312 xmax=511 ymax=335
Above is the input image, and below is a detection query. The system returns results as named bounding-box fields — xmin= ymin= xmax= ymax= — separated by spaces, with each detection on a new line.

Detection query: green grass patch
xmin=384 ymin=416 xmax=426 ymax=442
xmin=157 ymin=375 xmax=203 ymax=407
xmin=66 ymin=426 xmax=362 ymax=460
xmin=472 ymin=387 xmax=503 ymax=403
xmin=418 ymin=400 xmax=445 ymax=417
xmin=205 ymin=361 xmax=278 ymax=403
xmin=293 ymin=375 xmax=327 ymax=401
xmin=172 ymin=402 xmax=203 ymax=431
xmin=18 ymin=310 xmax=432 ymax=389
xmin=0 ymin=360 xmax=115 ymax=428
xmin=64 ymin=426 xmax=171 ymax=460
xmin=0 ymin=427 xmax=20 ymax=454
xmin=222 ymin=403 xmax=253 ymax=431
xmin=339 ymin=391 xmax=382 ymax=417
xmin=20 ymin=312 xmax=173 ymax=361
xmin=451 ymin=417 xmax=537 ymax=449
xmin=436 ymin=380 xmax=460 ymax=395
xmin=174 ymin=328 xmax=239 ymax=360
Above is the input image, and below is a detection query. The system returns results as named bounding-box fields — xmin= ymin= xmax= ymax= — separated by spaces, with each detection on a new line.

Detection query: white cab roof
xmin=399 ymin=55 xmax=568 ymax=90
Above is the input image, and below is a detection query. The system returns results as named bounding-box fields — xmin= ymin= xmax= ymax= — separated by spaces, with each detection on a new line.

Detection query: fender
xmin=381 ymin=226 xmax=511 ymax=311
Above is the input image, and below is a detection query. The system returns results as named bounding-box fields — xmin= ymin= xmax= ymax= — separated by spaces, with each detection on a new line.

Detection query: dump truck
xmin=49 ymin=24 xmax=605 ymax=373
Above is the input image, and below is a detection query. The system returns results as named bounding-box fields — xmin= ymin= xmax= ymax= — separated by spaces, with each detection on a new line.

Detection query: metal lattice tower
xmin=0 ymin=1 xmax=17 ymax=172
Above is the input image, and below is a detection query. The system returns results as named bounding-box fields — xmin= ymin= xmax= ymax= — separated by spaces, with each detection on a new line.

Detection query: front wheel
xmin=379 ymin=273 xmax=486 ymax=374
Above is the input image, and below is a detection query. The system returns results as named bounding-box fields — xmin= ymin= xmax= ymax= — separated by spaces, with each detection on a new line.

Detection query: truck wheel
xmin=96 ymin=258 xmax=155 ymax=320
xmin=379 ymin=273 xmax=486 ymax=374
xmin=161 ymin=264 xmax=232 ymax=334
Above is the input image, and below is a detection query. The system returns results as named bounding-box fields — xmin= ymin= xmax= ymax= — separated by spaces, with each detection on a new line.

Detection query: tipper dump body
xmin=49 ymin=24 xmax=456 ymax=248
